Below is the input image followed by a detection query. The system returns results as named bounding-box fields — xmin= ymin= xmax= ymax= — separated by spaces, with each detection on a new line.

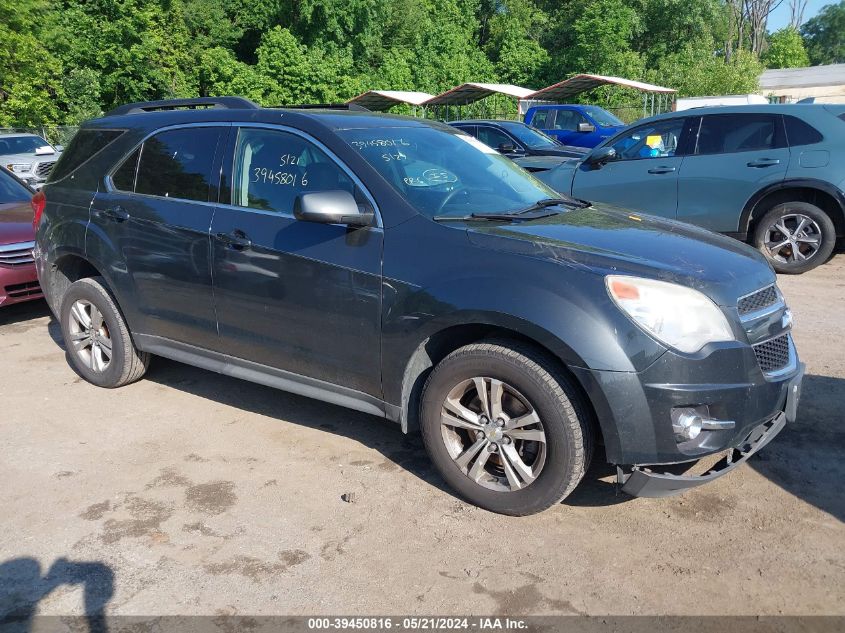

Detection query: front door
xmin=677 ymin=113 xmax=789 ymax=232
xmin=571 ymin=117 xmax=689 ymax=219
xmin=210 ymin=126 xmax=383 ymax=397
xmin=91 ymin=125 xmax=226 ymax=349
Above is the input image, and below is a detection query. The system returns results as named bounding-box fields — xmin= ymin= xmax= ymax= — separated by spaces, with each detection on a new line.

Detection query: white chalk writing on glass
xmin=252 ymin=167 xmax=308 ymax=187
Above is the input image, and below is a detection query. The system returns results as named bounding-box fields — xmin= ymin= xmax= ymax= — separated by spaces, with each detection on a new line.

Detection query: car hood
xmin=0 ymin=151 xmax=59 ymax=165
xmin=0 ymin=201 xmax=36 ymax=245
xmin=465 ymin=204 xmax=774 ymax=307
xmin=513 ymin=155 xmax=579 ymax=172
xmin=528 ymin=146 xmax=589 ymax=158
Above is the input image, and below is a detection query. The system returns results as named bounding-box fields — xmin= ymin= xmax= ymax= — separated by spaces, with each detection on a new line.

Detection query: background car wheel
xmin=59 ymin=276 xmax=149 ymax=388
xmin=420 ymin=340 xmax=593 ymax=516
xmin=753 ymin=202 xmax=836 ymax=274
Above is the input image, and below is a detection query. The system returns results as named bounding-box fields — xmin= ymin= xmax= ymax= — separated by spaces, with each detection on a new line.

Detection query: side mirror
xmin=586 ymin=146 xmax=616 ymax=168
xmin=578 ymin=122 xmax=596 ymax=133
xmin=294 ymin=190 xmax=374 ymax=227
xmin=54 ymin=145 xmax=64 ymax=153
xmin=497 ymin=142 xmax=517 ymax=154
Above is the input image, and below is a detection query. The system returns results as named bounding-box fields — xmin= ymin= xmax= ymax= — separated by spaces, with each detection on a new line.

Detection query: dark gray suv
xmin=34 ymin=98 xmax=803 ymax=515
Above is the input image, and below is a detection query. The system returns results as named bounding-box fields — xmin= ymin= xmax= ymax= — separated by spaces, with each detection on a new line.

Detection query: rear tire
xmin=753 ymin=202 xmax=836 ymax=274
xmin=59 ymin=276 xmax=149 ymax=388
xmin=420 ymin=340 xmax=592 ymax=516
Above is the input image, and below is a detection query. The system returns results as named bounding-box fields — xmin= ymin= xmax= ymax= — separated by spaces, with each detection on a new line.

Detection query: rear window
xmin=696 ymin=114 xmax=782 ymax=154
xmin=49 ymin=129 xmax=124 ymax=182
xmin=135 ymin=127 xmax=222 ymax=202
xmin=0 ymin=168 xmax=33 ymax=203
xmin=784 ymin=116 xmax=823 ymax=146
xmin=111 ymin=147 xmax=140 ymax=192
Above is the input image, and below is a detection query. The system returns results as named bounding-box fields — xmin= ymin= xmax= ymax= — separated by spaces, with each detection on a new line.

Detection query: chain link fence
xmin=0 ymin=126 xmax=80 ymax=148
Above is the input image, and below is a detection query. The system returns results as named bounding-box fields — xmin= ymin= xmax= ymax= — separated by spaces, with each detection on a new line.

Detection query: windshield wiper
xmin=514 ymin=197 xmax=590 ymax=214
xmin=433 ymin=208 xmax=563 ymax=223
xmin=432 ymin=196 xmax=590 ymax=223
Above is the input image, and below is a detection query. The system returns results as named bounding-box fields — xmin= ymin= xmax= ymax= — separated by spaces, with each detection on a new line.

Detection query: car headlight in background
xmin=606 ymin=275 xmax=735 ymax=353
xmin=6 ymin=163 xmax=32 ymax=173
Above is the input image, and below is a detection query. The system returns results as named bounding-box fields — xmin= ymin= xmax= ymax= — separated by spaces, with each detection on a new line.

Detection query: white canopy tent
xmin=346 ymin=90 xmax=435 ymax=112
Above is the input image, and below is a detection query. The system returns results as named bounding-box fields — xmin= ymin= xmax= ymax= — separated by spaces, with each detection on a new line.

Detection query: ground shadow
xmin=0 ymin=557 xmax=114 ymax=633
xmin=0 ymin=300 xmax=50 ymax=327
xmin=748 ymin=373 xmax=845 ymax=523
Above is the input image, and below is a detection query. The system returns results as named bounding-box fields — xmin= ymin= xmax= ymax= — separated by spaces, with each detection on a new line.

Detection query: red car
xmin=0 ymin=166 xmax=42 ymax=306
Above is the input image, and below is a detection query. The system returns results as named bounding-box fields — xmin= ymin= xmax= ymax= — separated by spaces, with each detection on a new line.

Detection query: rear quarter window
xmin=48 ymin=129 xmax=124 ymax=182
xmin=784 ymin=116 xmax=823 ymax=146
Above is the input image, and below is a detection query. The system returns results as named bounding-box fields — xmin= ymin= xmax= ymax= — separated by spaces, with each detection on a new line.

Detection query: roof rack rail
xmin=272 ymin=103 xmax=371 ymax=112
xmin=106 ymin=97 xmax=259 ymax=117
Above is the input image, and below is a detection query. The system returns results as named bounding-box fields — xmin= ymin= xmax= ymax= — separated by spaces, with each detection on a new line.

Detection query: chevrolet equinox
xmin=34 ymin=98 xmax=804 ymax=515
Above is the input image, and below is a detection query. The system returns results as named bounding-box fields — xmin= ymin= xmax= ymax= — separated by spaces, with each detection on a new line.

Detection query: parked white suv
xmin=0 ymin=133 xmax=63 ymax=189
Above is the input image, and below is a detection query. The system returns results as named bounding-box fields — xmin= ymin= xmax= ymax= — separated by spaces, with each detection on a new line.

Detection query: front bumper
xmin=0 ymin=261 xmax=43 ymax=307
xmin=619 ymin=359 xmax=801 ymax=497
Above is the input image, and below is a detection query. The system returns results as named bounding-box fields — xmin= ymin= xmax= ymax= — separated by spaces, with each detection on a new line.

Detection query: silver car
xmin=0 ymin=133 xmax=63 ymax=189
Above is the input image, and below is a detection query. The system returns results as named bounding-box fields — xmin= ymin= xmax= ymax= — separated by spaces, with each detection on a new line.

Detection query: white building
xmin=759 ymin=63 xmax=845 ymax=103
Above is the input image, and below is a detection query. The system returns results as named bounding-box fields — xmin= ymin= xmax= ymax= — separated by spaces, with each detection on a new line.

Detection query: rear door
xmin=571 ymin=116 xmax=690 ymax=219
xmin=91 ymin=125 xmax=226 ymax=349
xmin=209 ymin=125 xmax=383 ymax=397
xmin=677 ymin=113 xmax=789 ymax=232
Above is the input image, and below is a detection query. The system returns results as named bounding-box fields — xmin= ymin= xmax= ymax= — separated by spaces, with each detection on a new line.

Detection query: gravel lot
xmin=1 ymin=253 xmax=843 ymax=618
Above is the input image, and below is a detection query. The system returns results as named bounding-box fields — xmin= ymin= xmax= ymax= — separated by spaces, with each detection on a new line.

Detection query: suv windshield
xmin=580 ymin=106 xmax=624 ymax=128
xmin=338 ymin=126 xmax=559 ymax=218
xmin=0 ymin=135 xmax=53 ymax=156
xmin=499 ymin=122 xmax=559 ymax=150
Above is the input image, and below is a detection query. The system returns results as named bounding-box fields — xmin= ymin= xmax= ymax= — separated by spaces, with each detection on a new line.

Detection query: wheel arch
xmin=43 ymin=251 xmax=105 ymax=314
xmin=741 ymin=179 xmax=845 ymax=238
xmin=397 ymin=322 xmax=601 ymax=450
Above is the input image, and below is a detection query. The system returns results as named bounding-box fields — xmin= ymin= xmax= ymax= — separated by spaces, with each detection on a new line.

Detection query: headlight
xmin=6 ymin=163 xmax=32 ymax=173
xmin=606 ymin=275 xmax=735 ymax=353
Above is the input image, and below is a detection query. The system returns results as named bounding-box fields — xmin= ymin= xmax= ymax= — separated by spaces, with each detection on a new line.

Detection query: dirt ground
xmin=1 ymin=254 xmax=843 ymax=619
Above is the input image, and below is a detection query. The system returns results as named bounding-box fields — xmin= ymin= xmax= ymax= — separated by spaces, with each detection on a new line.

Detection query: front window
xmin=0 ymin=135 xmax=53 ymax=157
xmin=499 ymin=122 xmax=559 ymax=149
xmin=338 ymin=126 xmax=558 ymax=219
xmin=476 ymin=126 xmax=515 ymax=151
xmin=608 ymin=119 xmax=684 ymax=160
xmin=552 ymin=110 xmax=586 ymax=131
xmin=579 ymin=106 xmax=624 ymax=128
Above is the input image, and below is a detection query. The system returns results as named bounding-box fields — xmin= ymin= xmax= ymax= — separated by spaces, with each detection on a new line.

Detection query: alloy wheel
xmin=440 ymin=377 xmax=547 ymax=492
xmin=764 ymin=213 xmax=823 ymax=264
xmin=67 ymin=299 xmax=113 ymax=373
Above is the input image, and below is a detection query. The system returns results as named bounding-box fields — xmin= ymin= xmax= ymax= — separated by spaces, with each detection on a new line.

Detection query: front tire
xmin=420 ymin=341 xmax=592 ymax=515
xmin=60 ymin=276 xmax=149 ymax=388
xmin=753 ymin=202 xmax=836 ymax=274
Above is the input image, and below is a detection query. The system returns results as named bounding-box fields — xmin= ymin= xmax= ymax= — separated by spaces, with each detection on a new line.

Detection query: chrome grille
xmin=738 ymin=285 xmax=779 ymax=316
xmin=0 ymin=241 xmax=35 ymax=266
xmin=36 ymin=161 xmax=56 ymax=178
xmin=753 ymin=334 xmax=791 ymax=373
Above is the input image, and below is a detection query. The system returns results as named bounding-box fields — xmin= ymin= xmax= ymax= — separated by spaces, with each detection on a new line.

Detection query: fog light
xmin=673 ymin=411 xmax=703 ymax=441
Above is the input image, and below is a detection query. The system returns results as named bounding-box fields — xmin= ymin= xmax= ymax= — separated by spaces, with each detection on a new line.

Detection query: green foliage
xmin=763 ymin=27 xmax=810 ymax=69
xmin=1 ymin=0 xmax=817 ymax=127
xmin=801 ymin=1 xmax=845 ymax=65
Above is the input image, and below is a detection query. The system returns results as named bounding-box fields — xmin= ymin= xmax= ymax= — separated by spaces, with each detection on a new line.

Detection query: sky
xmin=766 ymin=0 xmax=829 ymax=31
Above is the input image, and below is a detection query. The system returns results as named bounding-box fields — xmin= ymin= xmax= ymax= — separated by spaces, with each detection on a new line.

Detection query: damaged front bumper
xmin=618 ymin=364 xmax=803 ymax=498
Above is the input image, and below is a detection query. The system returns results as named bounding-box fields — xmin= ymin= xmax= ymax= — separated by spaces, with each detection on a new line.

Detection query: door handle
xmin=215 ymin=229 xmax=252 ymax=249
xmin=647 ymin=166 xmax=676 ymax=174
xmin=747 ymin=158 xmax=781 ymax=168
xmin=97 ymin=205 xmax=130 ymax=222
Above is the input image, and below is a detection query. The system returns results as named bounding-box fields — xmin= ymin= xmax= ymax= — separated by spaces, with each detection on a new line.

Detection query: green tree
xmin=0 ymin=0 xmax=64 ymax=126
xmin=763 ymin=27 xmax=810 ymax=68
xmin=802 ymin=0 xmax=845 ymax=64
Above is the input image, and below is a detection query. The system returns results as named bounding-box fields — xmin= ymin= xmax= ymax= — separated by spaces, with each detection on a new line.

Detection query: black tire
xmin=59 ymin=276 xmax=149 ymax=388
xmin=753 ymin=201 xmax=836 ymax=274
xmin=420 ymin=340 xmax=593 ymax=516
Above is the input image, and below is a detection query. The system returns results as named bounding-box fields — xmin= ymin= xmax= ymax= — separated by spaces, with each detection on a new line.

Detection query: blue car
xmin=524 ymin=104 xmax=626 ymax=148
xmin=536 ymin=104 xmax=845 ymax=274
